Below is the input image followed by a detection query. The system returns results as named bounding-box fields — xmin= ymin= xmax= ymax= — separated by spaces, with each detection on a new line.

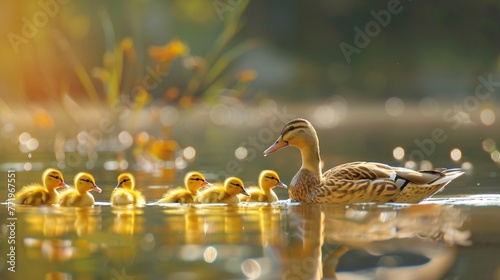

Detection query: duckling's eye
xmin=230 ymin=182 xmax=241 ymax=187
xmin=190 ymin=178 xmax=203 ymax=181
xmin=121 ymin=178 xmax=130 ymax=183
xmin=289 ymin=126 xmax=295 ymax=131
xmin=49 ymin=175 xmax=61 ymax=180
xmin=265 ymin=176 xmax=279 ymax=181
xmin=81 ymin=179 xmax=92 ymax=183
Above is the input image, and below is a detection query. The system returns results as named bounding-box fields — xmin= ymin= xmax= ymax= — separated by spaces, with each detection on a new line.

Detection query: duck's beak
xmin=264 ymin=136 xmax=287 ymax=155
xmin=240 ymin=188 xmax=250 ymax=196
xmin=59 ymin=181 xmax=70 ymax=189
xmin=115 ymin=182 xmax=122 ymax=189
xmin=92 ymin=184 xmax=102 ymax=193
xmin=202 ymin=180 xmax=209 ymax=186
xmin=275 ymin=180 xmax=287 ymax=189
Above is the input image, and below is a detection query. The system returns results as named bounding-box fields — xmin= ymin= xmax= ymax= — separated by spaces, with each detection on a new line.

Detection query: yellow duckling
xmin=240 ymin=170 xmax=287 ymax=203
xmin=14 ymin=168 xmax=69 ymax=205
xmin=264 ymin=118 xmax=464 ymax=203
xmin=157 ymin=171 xmax=209 ymax=203
xmin=111 ymin=173 xmax=146 ymax=206
xmin=59 ymin=172 xmax=102 ymax=207
xmin=197 ymin=177 xmax=249 ymax=205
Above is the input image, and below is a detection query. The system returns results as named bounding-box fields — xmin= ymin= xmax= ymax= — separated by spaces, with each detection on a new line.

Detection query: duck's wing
xmin=158 ymin=188 xmax=193 ymax=203
xmin=311 ymin=162 xmax=400 ymax=203
xmin=314 ymin=162 xmax=464 ymax=203
xmin=111 ymin=189 xmax=135 ymax=205
xmin=392 ymin=168 xmax=464 ymax=203
xmin=240 ymin=187 xmax=266 ymax=202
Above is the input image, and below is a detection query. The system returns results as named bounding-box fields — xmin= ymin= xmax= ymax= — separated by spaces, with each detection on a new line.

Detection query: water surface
xmin=2 ymin=195 xmax=500 ymax=280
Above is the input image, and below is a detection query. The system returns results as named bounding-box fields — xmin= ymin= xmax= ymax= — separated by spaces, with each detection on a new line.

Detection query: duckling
xmin=59 ymin=172 xmax=102 ymax=207
xmin=15 ymin=168 xmax=69 ymax=206
xmin=240 ymin=170 xmax=287 ymax=203
xmin=157 ymin=171 xmax=209 ymax=203
xmin=111 ymin=173 xmax=146 ymax=206
xmin=264 ymin=118 xmax=464 ymax=203
xmin=197 ymin=177 xmax=249 ymax=205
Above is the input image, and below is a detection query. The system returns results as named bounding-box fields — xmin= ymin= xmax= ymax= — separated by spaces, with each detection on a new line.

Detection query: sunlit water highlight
xmin=1 ymin=195 xmax=500 ymax=279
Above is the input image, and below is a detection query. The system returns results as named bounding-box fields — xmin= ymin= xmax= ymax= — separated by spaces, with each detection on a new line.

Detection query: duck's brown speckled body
xmin=264 ymin=118 xmax=464 ymax=204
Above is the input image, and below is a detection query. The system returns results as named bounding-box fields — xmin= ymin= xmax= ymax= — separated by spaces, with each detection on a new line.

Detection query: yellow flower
xmin=121 ymin=37 xmax=136 ymax=60
xmin=238 ymin=69 xmax=257 ymax=83
xmin=164 ymin=87 xmax=180 ymax=102
xmin=34 ymin=109 xmax=54 ymax=129
xmin=148 ymin=39 xmax=189 ymax=62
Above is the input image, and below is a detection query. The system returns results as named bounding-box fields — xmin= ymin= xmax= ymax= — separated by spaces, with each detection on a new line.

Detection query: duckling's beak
xmin=264 ymin=136 xmax=287 ymax=155
xmin=115 ymin=182 xmax=122 ymax=189
xmin=59 ymin=181 xmax=70 ymax=189
xmin=241 ymin=188 xmax=250 ymax=196
xmin=275 ymin=180 xmax=287 ymax=189
xmin=91 ymin=184 xmax=102 ymax=193
xmin=202 ymin=180 xmax=209 ymax=186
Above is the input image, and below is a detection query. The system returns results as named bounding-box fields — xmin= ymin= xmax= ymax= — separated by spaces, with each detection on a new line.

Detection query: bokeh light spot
xmin=118 ymin=131 xmax=133 ymax=148
xmin=450 ymin=148 xmax=462 ymax=162
xmin=183 ymin=146 xmax=196 ymax=161
xmin=241 ymin=259 xmax=261 ymax=279
xmin=385 ymin=97 xmax=405 ymax=117
xmin=26 ymin=138 xmax=39 ymax=151
xmin=392 ymin=146 xmax=405 ymax=160
xmin=480 ymin=109 xmax=495 ymax=126
xmin=160 ymin=106 xmax=180 ymax=126
xmin=235 ymin=146 xmax=248 ymax=160
xmin=210 ymin=104 xmax=231 ymax=125
xmin=18 ymin=132 xmax=31 ymax=144
xmin=203 ymin=246 xmax=217 ymax=263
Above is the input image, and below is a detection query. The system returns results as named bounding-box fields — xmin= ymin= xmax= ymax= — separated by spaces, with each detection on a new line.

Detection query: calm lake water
xmin=1 ymin=195 xmax=500 ymax=280
xmin=1 ymin=105 xmax=500 ymax=279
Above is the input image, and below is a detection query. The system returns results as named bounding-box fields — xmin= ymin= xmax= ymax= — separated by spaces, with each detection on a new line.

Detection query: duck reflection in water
xmin=283 ymin=203 xmax=470 ymax=280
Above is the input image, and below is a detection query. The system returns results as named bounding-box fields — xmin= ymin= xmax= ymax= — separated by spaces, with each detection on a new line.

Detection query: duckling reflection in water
xmin=239 ymin=170 xmax=287 ymax=203
xmin=198 ymin=177 xmax=249 ymax=205
xmin=111 ymin=173 xmax=146 ymax=206
xmin=112 ymin=208 xmax=144 ymax=235
xmin=157 ymin=171 xmax=209 ymax=203
xmin=15 ymin=168 xmax=69 ymax=206
xmin=59 ymin=172 xmax=102 ymax=207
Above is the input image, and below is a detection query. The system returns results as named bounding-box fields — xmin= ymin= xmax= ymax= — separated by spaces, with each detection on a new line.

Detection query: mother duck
xmin=264 ymin=118 xmax=463 ymax=203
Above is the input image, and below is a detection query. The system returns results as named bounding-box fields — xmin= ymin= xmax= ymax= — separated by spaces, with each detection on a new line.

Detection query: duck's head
xmin=184 ymin=171 xmax=209 ymax=193
xmin=116 ymin=173 xmax=135 ymax=190
xmin=43 ymin=168 xmax=69 ymax=190
xmin=259 ymin=170 xmax=287 ymax=190
xmin=224 ymin=177 xmax=249 ymax=196
xmin=74 ymin=172 xmax=102 ymax=194
xmin=264 ymin=118 xmax=318 ymax=155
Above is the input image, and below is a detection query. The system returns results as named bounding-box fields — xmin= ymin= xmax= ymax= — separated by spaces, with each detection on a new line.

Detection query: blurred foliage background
xmin=0 ymin=0 xmax=499 ymax=197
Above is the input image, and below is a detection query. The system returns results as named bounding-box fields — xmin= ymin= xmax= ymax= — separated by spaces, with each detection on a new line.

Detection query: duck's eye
xmin=190 ymin=178 xmax=202 ymax=181
xmin=230 ymin=182 xmax=241 ymax=187
xmin=81 ymin=179 xmax=92 ymax=183
xmin=289 ymin=126 xmax=295 ymax=131
xmin=121 ymin=178 xmax=130 ymax=184
xmin=49 ymin=175 xmax=61 ymax=180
